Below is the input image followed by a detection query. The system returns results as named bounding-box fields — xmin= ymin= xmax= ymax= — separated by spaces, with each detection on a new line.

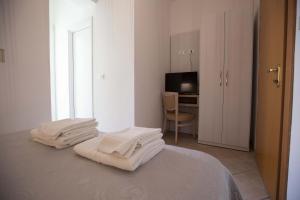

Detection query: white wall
xmin=93 ymin=0 xmax=134 ymax=132
xmin=0 ymin=0 xmax=51 ymax=134
xmin=170 ymin=0 xmax=201 ymax=35
xmin=287 ymin=1 xmax=300 ymax=199
xmin=0 ymin=0 xmax=134 ymax=134
xmin=0 ymin=0 xmax=260 ymax=135
xmin=134 ymin=0 xmax=171 ymax=128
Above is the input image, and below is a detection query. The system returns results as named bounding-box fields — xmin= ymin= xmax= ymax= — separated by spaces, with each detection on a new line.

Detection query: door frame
xmin=278 ymin=0 xmax=297 ymax=198
xmin=68 ymin=17 xmax=94 ymax=118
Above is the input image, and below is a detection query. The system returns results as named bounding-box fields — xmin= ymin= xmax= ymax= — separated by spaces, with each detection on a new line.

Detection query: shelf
xmin=178 ymin=94 xmax=199 ymax=107
xmin=179 ymin=103 xmax=198 ymax=108
xmin=179 ymin=94 xmax=199 ymax=98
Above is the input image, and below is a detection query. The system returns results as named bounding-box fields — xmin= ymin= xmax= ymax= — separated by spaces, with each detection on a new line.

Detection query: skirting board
xmin=198 ymin=140 xmax=250 ymax=152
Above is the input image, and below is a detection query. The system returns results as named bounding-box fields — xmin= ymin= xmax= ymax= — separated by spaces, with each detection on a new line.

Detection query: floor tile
xmin=163 ymin=132 xmax=269 ymax=200
xmin=233 ymin=170 xmax=269 ymax=200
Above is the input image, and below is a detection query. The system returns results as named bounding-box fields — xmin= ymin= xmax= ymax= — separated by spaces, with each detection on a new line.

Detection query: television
xmin=165 ymin=72 xmax=198 ymax=94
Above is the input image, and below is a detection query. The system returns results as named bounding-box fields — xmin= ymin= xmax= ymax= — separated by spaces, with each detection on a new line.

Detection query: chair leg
xmin=162 ymin=117 xmax=167 ymax=135
xmin=175 ymin=121 xmax=178 ymax=144
xmin=192 ymin=119 xmax=196 ymax=139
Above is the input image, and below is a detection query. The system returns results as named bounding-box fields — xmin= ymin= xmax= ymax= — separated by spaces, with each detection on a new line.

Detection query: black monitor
xmin=165 ymin=72 xmax=198 ymax=94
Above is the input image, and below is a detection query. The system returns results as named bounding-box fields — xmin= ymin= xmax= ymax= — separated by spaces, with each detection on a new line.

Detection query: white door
xmin=198 ymin=13 xmax=225 ymax=144
xmin=70 ymin=25 xmax=93 ymax=118
xmin=222 ymin=8 xmax=253 ymax=150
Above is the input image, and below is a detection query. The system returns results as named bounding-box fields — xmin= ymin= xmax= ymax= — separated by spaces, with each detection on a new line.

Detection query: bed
xmin=0 ymin=131 xmax=242 ymax=200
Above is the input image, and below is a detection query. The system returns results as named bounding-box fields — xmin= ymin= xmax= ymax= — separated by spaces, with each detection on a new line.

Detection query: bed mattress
xmin=0 ymin=131 xmax=242 ymax=200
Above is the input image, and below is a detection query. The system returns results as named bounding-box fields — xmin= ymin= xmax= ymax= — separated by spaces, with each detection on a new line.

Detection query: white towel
xmin=74 ymin=136 xmax=165 ymax=171
xmin=39 ymin=118 xmax=97 ymax=140
xmin=97 ymin=127 xmax=162 ymax=158
xmin=31 ymin=128 xmax=98 ymax=149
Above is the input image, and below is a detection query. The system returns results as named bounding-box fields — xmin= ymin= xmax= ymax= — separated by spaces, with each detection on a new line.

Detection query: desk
xmin=178 ymin=94 xmax=199 ymax=107
xmin=178 ymin=94 xmax=199 ymax=135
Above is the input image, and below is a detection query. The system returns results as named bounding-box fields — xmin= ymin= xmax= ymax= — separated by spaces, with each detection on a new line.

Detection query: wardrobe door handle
xmin=219 ymin=71 xmax=223 ymax=86
xmin=225 ymin=71 xmax=229 ymax=86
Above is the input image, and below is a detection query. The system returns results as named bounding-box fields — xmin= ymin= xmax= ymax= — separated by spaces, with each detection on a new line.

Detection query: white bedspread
xmin=0 ymin=131 xmax=243 ymax=200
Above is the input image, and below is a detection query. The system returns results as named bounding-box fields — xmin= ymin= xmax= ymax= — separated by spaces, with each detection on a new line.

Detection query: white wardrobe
xmin=198 ymin=4 xmax=253 ymax=151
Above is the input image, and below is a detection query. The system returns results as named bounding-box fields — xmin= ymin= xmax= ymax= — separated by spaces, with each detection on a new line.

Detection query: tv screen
xmin=165 ymin=72 xmax=198 ymax=94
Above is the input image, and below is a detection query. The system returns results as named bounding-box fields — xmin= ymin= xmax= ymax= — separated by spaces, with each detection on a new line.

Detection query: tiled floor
xmin=163 ymin=132 xmax=270 ymax=200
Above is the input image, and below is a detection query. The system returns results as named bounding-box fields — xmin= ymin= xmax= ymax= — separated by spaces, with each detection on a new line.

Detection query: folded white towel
xmin=31 ymin=128 xmax=98 ymax=149
xmin=97 ymin=127 xmax=162 ymax=158
xmin=39 ymin=118 xmax=97 ymax=140
xmin=74 ymin=136 xmax=165 ymax=171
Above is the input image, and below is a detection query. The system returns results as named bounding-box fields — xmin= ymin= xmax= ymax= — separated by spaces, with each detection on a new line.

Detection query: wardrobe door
xmin=198 ymin=13 xmax=224 ymax=144
xmin=222 ymin=8 xmax=253 ymax=150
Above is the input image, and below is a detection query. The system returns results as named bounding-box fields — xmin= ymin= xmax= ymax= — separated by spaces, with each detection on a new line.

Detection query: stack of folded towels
xmin=31 ymin=118 xmax=98 ymax=149
xmin=74 ymin=127 xmax=165 ymax=171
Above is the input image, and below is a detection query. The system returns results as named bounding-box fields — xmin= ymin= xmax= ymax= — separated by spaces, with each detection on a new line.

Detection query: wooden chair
xmin=162 ymin=92 xmax=195 ymax=144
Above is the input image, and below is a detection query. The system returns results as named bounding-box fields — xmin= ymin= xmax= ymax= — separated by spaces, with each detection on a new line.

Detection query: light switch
xmin=0 ymin=49 xmax=4 ymax=63
xmin=99 ymin=73 xmax=105 ymax=80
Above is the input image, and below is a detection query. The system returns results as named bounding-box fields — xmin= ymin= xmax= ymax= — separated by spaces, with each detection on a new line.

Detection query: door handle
xmin=225 ymin=71 xmax=229 ymax=86
xmin=219 ymin=71 xmax=223 ymax=86
xmin=268 ymin=65 xmax=281 ymax=87
xmin=268 ymin=68 xmax=278 ymax=73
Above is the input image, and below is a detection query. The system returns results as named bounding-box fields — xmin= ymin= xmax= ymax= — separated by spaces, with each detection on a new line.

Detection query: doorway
xmin=49 ymin=0 xmax=94 ymax=120
xmin=68 ymin=20 xmax=94 ymax=118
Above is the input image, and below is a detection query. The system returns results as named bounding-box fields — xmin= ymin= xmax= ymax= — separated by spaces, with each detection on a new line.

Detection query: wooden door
xmin=255 ymin=0 xmax=286 ymax=199
xmin=198 ymin=13 xmax=224 ymax=144
xmin=222 ymin=7 xmax=253 ymax=150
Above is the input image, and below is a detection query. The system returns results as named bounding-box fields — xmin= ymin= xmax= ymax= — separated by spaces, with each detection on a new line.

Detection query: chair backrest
xmin=162 ymin=92 xmax=178 ymax=114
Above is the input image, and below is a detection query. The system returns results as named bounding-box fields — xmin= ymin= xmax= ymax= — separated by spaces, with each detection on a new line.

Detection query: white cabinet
xmin=198 ymin=13 xmax=225 ymax=145
xmin=198 ymin=6 xmax=253 ymax=151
